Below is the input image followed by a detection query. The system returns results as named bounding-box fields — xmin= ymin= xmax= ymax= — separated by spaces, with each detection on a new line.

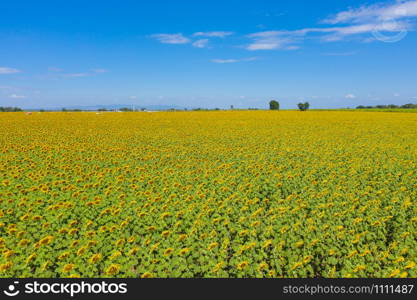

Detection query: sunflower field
xmin=0 ymin=111 xmax=416 ymax=278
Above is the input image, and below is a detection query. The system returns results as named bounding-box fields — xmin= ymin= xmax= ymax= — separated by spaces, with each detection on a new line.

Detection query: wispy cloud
xmin=192 ymin=39 xmax=209 ymax=48
xmin=9 ymin=94 xmax=26 ymax=99
xmin=323 ymin=0 xmax=417 ymax=24
xmin=211 ymin=57 xmax=259 ymax=64
xmin=345 ymin=94 xmax=356 ymax=99
xmin=0 ymin=67 xmax=21 ymax=74
xmin=63 ymin=73 xmax=90 ymax=78
xmin=151 ymin=33 xmax=190 ymax=44
xmin=247 ymin=1 xmax=417 ymax=50
xmin=211 ymin=59 xmax=239 ymax=64
xmin=193 ymin=31 xmax=234 ymax=38
xmin=246 ymin=31 xmax=303 ymax=50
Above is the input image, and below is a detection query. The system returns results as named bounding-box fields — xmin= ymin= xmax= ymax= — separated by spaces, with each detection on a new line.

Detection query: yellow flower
xmin=76 ymin=246 xmax=87 ymax=256
xmin=110 ymin=251 xmax=122 ymax=260
xmin=262 ymin=240 xmax=273 ymax=249
xmin=211 ymin=262 xmax=225 ymax=273
xmin=394 ymin=256 xmax=405 ymax=263
xmin=178 ymin=234 xmax=187 ymax=241
xmin=294 ymin=241 xmax=304 ymax=248
xmin=258 ymin=262 xmax=269 ymax=271
xmin=388 ymin=269 xmax=401 ymax=278
xmin=0 ymin=262 xmax=13 ymax=272
xmin=18 ymin=239 xmax=30 ymax=247
xmin=39 ymin=235 xmax=54 ymax=245
xmin=353 ymin=265 xmax=366 ymax=273
xmin=3 ymin=250 xmax=14 ymax=259
xmin=89 ymin=253 xmax=102 ymax=264
xmin=128 ymin=247 xmax=139 ymax=256
xmin=405 ymin=261 xmax=416 ymax=269
xmin=290 ymin=262 xmax=303 ymax=271
xmin=115 ymin=239 xmax=125 ymax=247
xmin=303 ymin=255 xmax=313 ymax=264
xmin=163 ymin=248 xmax=174 ymax=256
xmin=141 ymin=272 xmax=153 ymax=278
xmin=26 ymin=253 xmax=36 ymax=264
xmin=105 ymin=264 xmax=120 ymax=275
xmin=58 ymin=252 xmax=70 ymax=260
xmin=178 ymin=248 xmax=190 ymax=256
xmin=62 ymin=264 xmax=75 ymax=273
xmin=237 ymin=261 xmax=249 ymax=270
xmin=207 ymin=242 xmax=218 ymax=251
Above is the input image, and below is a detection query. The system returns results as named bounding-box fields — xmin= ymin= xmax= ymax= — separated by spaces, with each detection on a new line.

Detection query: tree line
xmin=356 ymin=103 xmax=417 ymax=109
xmin=0 ymin=106 xmax=23 ymax=112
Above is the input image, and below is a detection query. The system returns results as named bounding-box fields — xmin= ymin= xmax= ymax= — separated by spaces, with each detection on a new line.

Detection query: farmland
xmin=0 ymin=111 xmax=416 ymax=278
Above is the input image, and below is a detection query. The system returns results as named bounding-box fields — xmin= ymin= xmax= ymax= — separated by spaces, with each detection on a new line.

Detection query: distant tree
xmin=140 ymin=108 xmax=146 ymax=111
xmin=297 ymin=102 xmax=310 ymax=111
xmin=62 ymin=108 xmax=67 ymax=112
xmin=98 ymin=108 xmax=107 ymax=112
xmin=230 ymin=105 xmax=234 ymax=110
xmin=269 ymin=100 xmax=280 ymax=110
xmin=119 ymin=107 xmax=133 ymax=112
xmin=0 ymin=106 xmax=23 ymax=112
xmin=401 ymin=103 xmax=417 ymax=109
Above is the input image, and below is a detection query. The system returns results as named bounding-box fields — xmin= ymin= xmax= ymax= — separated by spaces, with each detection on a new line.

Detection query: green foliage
xmin=357 ymin=103 xmax=417 ymax=109
xmin=269 ymin=100 xmax=280 ymax=110
xmin=297 ymin=102 xmax=310 ymax=111
xmin=0 ymin=107 xmax=23 ymax=112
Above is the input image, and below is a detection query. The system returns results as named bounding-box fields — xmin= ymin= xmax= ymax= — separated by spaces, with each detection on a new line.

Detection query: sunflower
xmin=62 ymin=264 xmax=75 ymax=273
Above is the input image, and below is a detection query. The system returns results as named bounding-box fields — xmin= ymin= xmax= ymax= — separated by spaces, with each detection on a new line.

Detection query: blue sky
xmin=1 ymin=0 xmax=417 ymax=109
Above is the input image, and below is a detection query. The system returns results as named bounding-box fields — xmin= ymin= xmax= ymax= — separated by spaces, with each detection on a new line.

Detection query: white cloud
xmin=151 ymin=33 xmax=190 ymax=44
xmin=64 ymin=73 xmax=90 ymax=78
xmin=345 ymin=94 xmax=356 ymax=99
xmin=247 ymin=31 xmax=301 ymax=50
xmin=9 ymin=94 xmax=26 ymax=99
xmin=193 ymin=31 xmax=234 ymax=38
xmin=211 ymin=57 xmax=259 ymax=63
xmin=211 ymin=59 xmax=239 ymax=64
xmin=192 ymin=39 xmax=209 ymax=48
xmin=129 ymin=96 xmax=138 ymax=99
xmin=394 ymin=93 xmax=401 ymax=97
xmin=323 ymin=0 xmax=417 ymax=24
xmin=246 ymin=1 xmax=417 ymax=50
xmin=0 ymin=67 xmax=21 ymax=74
xmin=247 ymin=20 xmax=411 ymax=50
